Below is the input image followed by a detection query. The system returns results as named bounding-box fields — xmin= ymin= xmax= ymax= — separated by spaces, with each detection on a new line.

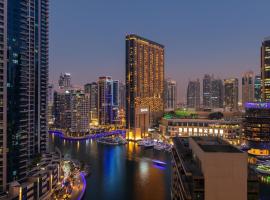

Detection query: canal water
xmin=49 ymin=134 xmax=270 ymax=200
xmin=49 ymin=134 xmax=172 ymax=200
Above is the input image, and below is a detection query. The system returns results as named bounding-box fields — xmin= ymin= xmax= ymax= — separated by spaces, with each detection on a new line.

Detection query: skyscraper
xmin=203 ymin=74 xmax=212 ymax=108
xmin=0 ymin=0 xmax=7 ymax=192
xmin=261 ymin=37 xmax=270 ymax=102
xmin=254 ymin=75 xmax=261 ymax=102
xmin=211 ymin=79 xmax=224 ymax=108
xmin=187 ymin=79 xmax=200 ymax=109
xmin=84 ymin=82 xmax=98 ymax=124
xmin=59 ymin=72 xmax=72 ymax=90
xmin=224 ymin=78 xmax=239 ymax=111
xmin=242 ymin=71 xmax=254 ymax=105
xmin=119 ymin=82 xmax=126 ymax=111
xmin=126 ymin=34 xmax=164 ymax=132
xmin=98 ymin=76 xmax=114 ymax=125
xmin=70 ymin=90 xmax=90 ymax=133
xmin=7 ymin=0 xmax=49 ymax=182
xmin=164 ymin=78 xmax=177 ymax=111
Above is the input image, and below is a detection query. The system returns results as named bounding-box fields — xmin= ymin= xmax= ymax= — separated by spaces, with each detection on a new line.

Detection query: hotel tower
xmin=126 ymin=34 xmax=164 ymax=136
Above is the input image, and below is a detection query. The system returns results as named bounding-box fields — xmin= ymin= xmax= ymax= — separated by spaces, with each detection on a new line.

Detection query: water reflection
xmin=49 ymin=135 xmax=171 ymax=200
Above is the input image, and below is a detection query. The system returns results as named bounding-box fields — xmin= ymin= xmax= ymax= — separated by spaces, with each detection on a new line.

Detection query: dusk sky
xmin=49 ymin=0 xmax=270 ymax=102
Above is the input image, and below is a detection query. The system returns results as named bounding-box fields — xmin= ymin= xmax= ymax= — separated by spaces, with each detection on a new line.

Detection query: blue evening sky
xmin=49 ymin=0 xmax=270 ymax=101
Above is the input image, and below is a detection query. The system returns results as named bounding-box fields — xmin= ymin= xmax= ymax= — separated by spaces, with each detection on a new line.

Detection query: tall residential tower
xmin=7 ymin=0 xmax=49 ymax=182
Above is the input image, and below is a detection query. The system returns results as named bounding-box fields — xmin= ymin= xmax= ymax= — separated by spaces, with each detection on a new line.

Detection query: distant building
xmin=224 ymin=78 xmax=239 ymax=111
xmin=254 ymin=75 xmax=261 ymax=102
xmin=98 ymin=76 xmax=119 ymax=125
xmin=48 ymin=84 xmax=54 ymax=126
xmin=84 ymin=82 xmax=98 ymax=124
xmin=172 ymin=137 xmax=258 ymax=200
xmin=164 ymin=78 xmax=177 ymax=111
xmin=242 ymin=71 xmax=254 ymax=105
xmin=70 ymin=90 xmax=90 ymax=133
xmin=126 ymin=34 xmax=164 ymax=136
xmin=203 ymin=74 xmax=212 ymax=108
xmin=59 ymin=72 xmax=72 ymax=90
xmin=187 ymin=79 xmax=200 ymax=109
xmin=261 ymin=37 xmax=270 ymax=102
xmin=119 ymin=82 xmax=126 ymax=110
xmin=243 ymin=102 xmax=270 ymax=152
xmin=53 ymin=90 xmax=72 ymax=130
xmin=211 ymin=79 xmax=224 ymax=108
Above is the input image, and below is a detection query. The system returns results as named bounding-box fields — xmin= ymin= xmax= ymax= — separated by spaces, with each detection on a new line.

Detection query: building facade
xmin=187 ymin=79 xmax=200 ymax=109
xmin=243 ymin=102 xmax=270 ymax=151
xmin=70 ymin=90 xmax=90 ymax=133
xmin=224 ymin=78 xmax=238 ymax=111
xmin=203 ymin=74 xmax=212 ymax=108
xmin=254 ymin=75 xmax=261 ymax=102
xmin=7 ymin=0 xmax=49 ymax=182
xmin=59 ymin=72 xmax=71 ymax=90
xmin=211 ymin=79 xmax=223 ymax=108
xmin=53 ymin=90 xmax=72 ymax=130
xmin=164 ymin=78 xmax=177 ymax=111
xmin=172 ymin=137 xmax=258 ymax=200
xmin=126 ymin=34 xmax=164 ymax=132
xmin=261 ymin=37 xmax=270 ymax=102
xmin=242 ymin=71 xmax=254 ymax=105
xmin=98 ymin=76 xmax=116 ymax=125
xmin=84 ymin=82 xmax=98 ymax=125
xmin=0 ymin=0 xmax=6 ymax=192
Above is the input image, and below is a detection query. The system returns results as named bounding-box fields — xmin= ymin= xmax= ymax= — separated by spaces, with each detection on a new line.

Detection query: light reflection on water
xmin=49 ymin=135 xmax=171 ymax=200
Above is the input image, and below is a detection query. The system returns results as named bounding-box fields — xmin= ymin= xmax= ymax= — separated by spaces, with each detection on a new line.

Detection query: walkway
xmin=70 ymin=172 xmax=86 ymax=200
xmin=49 ymin=129 xmax=126 ymax=141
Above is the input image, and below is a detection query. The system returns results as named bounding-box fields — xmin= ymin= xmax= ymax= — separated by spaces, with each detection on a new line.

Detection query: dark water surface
xmin=49 ymin=135 xmax=171 ymax=200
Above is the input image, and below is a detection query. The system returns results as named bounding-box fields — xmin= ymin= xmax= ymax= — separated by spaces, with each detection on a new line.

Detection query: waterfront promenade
xmin=49 ymin=129 xmax=126 ymax=141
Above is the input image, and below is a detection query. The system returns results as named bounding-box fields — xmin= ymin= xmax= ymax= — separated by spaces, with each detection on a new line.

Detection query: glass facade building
xmin=187 ymin=79 xmax=200 ymax=109
xmin=224 ymin=78 xmax=238 ymax=111
xmin=7 ymin=0 xmax=49 ymax=182
xmin=254 ymin=75 xmax=261 ymax=102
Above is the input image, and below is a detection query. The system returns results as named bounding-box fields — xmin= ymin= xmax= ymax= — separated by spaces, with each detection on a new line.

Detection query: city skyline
xmin=49 ymin=1 xmax=270 ymax=101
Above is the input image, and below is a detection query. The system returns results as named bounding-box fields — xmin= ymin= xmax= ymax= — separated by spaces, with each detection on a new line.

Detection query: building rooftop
xmin=192 ymin=136 xmax=242 ymax=153
xmin=126 ymin=34 xmax=164 ymax=48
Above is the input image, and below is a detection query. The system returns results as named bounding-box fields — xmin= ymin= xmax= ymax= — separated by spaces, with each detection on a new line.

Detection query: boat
xmin=256 ymin=164 xmax=270 ymax=175
xmin=144 ymin=143 xmax=154 ymax=149
xmin=152 ymin=159 xmax=167 ymax=166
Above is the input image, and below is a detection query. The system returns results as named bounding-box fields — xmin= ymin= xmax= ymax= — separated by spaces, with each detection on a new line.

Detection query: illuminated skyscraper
xmin=254 ymin=75 xmax=261 ymax=102
xmin=224 ymin=78 xmax=239 ymax=111
xmin=98 ymin=77 xmax=119 ymax=125
xmin=242 ymin=71 xmax=254 ymax=105
xmin=84 ymin=82 xmax=98 ymax=124
xmin=7 ymin=0 xmax=49 ymax=182
xmin=126 ymin=34 xmax=164 ymax=131
xmin=261 ymin=37 xmax=270 ymax=102
xmin=203 ymin=74 xmax=212 ymax=108
xmin=164 ymin=78 xmax=177 ymax=111
xmin=187 ymin=79 xmax=200 ymax=109
xmin=211 ymin=79 xmax=224 ymax=108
